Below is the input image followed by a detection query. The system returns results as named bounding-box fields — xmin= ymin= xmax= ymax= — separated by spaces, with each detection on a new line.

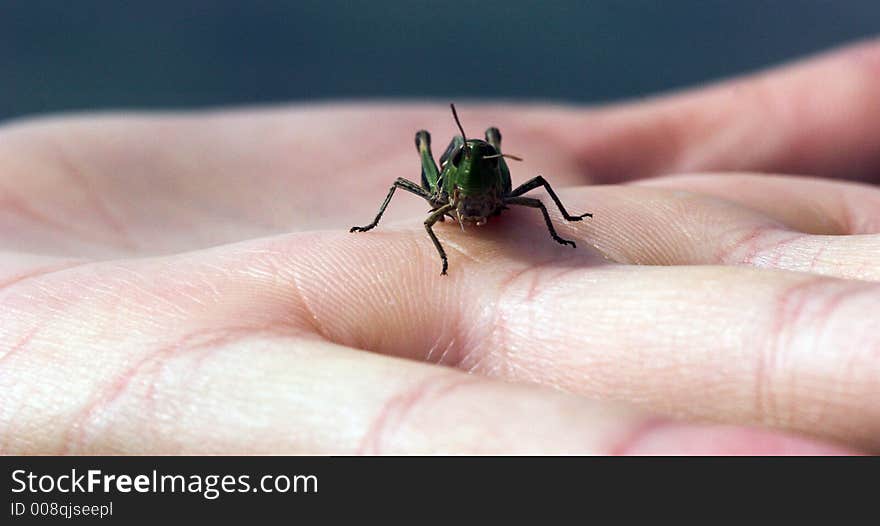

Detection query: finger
xmin=4 ymin=219 xmax=876 ymax=450
xmin=229 ymin=230 xmax=879 ymax=450
xmin=580 ymin=183 xmax=880 ymax=282
xmin=287 ymin=240 xmax=880 ymax=450
xmin=0 ymin=312 xmax=853 ymax=455
xmin=0 ymin=251 xmax=86 ymax=286
xmin=557 ymin=38 xmax=880 ymax=182
xmin=636 ymin=173 xmax=880 ymax=235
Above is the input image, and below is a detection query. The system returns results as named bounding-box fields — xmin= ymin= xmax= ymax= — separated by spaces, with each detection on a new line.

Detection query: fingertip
xmin=617 ymin=422 xmax=861 ymax=456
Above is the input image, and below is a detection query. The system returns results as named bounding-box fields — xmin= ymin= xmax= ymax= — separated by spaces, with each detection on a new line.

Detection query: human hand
xmin=2 ymin=40 xmax=879 ymax=454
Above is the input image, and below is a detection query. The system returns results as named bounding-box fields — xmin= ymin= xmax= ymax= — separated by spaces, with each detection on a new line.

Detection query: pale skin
xmin=2 ymin=40 xmax=880 ymax=454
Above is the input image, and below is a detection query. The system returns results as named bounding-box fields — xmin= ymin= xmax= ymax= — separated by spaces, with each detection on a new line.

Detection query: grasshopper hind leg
xmin=415 ymin=130 xmax=441 ymax=192
xmin=485 ymin=127 xmax=502 ymax=151
xmin=349 ymin=177 xmax=431 ymax=233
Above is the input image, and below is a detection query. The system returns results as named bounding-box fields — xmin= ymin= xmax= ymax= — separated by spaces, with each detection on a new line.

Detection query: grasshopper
xmin=350 ymin=104 xmax=592 ymax=275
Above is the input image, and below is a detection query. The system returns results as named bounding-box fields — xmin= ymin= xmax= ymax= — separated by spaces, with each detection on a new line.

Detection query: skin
xmin=2 ymin=39 xmax=880 ymax=454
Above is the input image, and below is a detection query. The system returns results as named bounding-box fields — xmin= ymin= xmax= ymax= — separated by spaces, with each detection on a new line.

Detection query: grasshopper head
xmin=445 ymin=104 xmax=521 ymax=226
xmin=448 ymin=140 xmax=504 ymax=226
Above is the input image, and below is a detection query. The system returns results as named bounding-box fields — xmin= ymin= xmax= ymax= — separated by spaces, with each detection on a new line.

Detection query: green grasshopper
xmin=350 ymin=104 xmax=592 ymax=275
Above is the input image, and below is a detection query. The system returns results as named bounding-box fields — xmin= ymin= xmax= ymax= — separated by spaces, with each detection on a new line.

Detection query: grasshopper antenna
xmin=450 ymin=103 xmax=470 ymax=158
xmin=483 ymin=153 xmax=524 ymax=162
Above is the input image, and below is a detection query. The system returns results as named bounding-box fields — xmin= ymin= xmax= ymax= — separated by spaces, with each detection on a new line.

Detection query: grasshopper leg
xmin=504 ymin=196 xmax=577 ymax=248
xmin=350 ymin=178 xmax=431 ymax=233
xmin=484 ymin=127 xmax=502 ymax=151
xmin=508 ymin=175 xmax=592 ymax=221
xmin=416 ymin=130 xmax=442 ymax=191
xmin=424 ymin=203 xmax=455 ymax=275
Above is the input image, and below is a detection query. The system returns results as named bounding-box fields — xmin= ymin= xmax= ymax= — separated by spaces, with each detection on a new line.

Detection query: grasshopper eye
xmin=451 ymin=147 xmax=464 ymax=167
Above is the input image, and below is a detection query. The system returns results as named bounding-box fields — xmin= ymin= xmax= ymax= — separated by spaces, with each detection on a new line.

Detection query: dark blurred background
xmin=2 ymin=0 xmax=879 ymax=122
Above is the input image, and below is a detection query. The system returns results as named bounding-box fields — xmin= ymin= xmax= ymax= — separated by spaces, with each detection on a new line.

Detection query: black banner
xmin=1 ymin=456 xmax=874 ymax=522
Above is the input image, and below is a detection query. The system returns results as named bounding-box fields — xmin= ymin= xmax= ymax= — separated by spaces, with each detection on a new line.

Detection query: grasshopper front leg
xmin=424 ymin=203 xmax=455 ymax=275
xmin=504 ymin=196 xmax=577 ymax=248
xmin=350 ymin=177 xmax=431 ymax=233
xmin=508 ymin=175 xmax=592 ymax=221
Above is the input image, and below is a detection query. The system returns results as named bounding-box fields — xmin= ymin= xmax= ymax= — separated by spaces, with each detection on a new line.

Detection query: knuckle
xmin=757 ymin=278 xmax=880 ymax=425
xmin=358 ymin=374 xmax=477 ymax=454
